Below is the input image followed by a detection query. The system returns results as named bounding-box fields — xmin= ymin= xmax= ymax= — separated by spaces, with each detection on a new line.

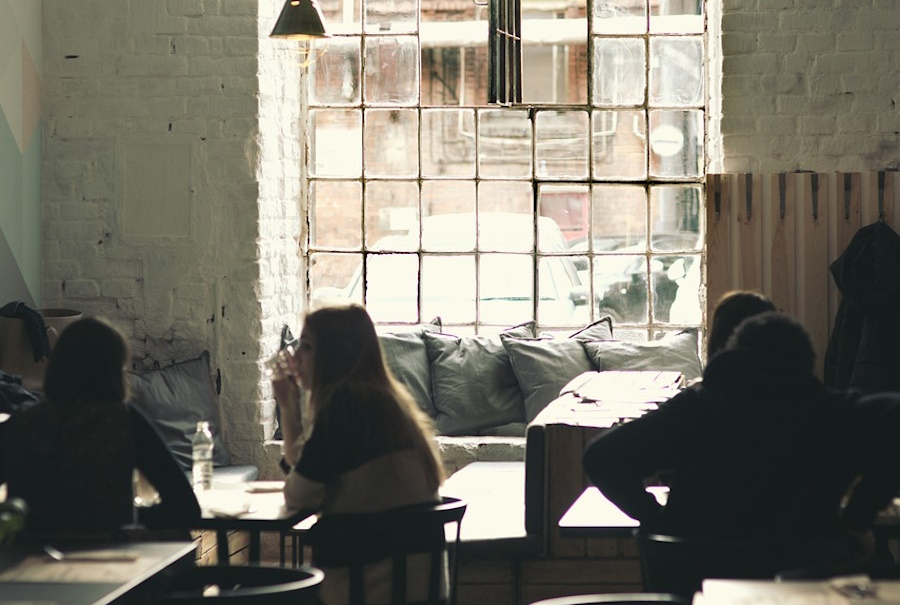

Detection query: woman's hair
xmin=302 ymin=303 xmax=445 ymax=488
xmin=707 ymin=290 xmax=776 ymax=359
xmin=726 ymin=311 xmax=816 ymax=374
xmin=44 ymin=316 xmax=130 ymax=404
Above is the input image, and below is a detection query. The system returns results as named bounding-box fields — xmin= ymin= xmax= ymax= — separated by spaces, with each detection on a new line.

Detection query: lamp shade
xmin=270 ymin=0 xmax=330 ymax=40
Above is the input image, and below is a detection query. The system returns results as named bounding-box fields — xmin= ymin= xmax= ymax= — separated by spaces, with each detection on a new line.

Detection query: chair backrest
xmin=160 ymin=564 xmax=324 ymax=605
xmin=305 ymin=496 xmax=467 ymax=605
xmin=634 ymin=530 xmax=848 ymax=599
xmin=528 ymin=593 xmax=690 ymax=605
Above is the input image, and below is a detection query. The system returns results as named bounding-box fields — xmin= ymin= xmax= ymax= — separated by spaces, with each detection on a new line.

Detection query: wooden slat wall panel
xmin=705 ymin=171 xmax=900 ymax=378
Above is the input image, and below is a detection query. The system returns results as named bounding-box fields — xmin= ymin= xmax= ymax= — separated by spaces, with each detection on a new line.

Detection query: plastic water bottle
xmin=192 ymin=421 xmax=214 ymax=491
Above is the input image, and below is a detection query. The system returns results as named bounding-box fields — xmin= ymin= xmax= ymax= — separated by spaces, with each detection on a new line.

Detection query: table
xmin=529 ymin=370 xmax=682 ymax=556
xmin=694 ymin=578 xmax=900 ymax=605
xmin=193 ymin=481 xmax=314 ymax=565
xmin=0 ymin=541 xmax=196 ymax=605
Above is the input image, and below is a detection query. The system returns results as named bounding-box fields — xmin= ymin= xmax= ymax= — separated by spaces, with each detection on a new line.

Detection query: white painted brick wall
xmin=719 ymin=0 xmax=900 ymax=173
xmin=40 ymin=0 xmax=900 ymax=476
xmin=42 ymin=0 xmax=303 ymax=471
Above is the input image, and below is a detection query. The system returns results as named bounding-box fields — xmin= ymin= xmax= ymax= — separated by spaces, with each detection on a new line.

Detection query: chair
xmin=634 ymin=529 xmax=849 ymax=599
xmin=158 ymin=564 xmax=324 ymax=605
xmin=303 ymin=496 xmax=467 ymax=605
xmin=528 ymin=593 xmax=690 ymax=605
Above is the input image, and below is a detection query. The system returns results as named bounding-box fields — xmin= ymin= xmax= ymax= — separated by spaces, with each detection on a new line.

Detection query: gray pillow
xmin=128 ymin=351 xmax=232 ymax=471
xmin=501 ymin=317 xmax=615 ymax=422
xmin=582 ymin=329 xmax=702 ymax=380
xmin=423 ymin=322 xmax=535 ymax=436
xmin=380 ymin=321 xmax=442 ymax=418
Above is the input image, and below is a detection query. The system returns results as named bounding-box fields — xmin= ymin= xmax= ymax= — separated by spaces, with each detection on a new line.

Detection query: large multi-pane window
xmin=305 ymin=0 xmax=705 ymax=340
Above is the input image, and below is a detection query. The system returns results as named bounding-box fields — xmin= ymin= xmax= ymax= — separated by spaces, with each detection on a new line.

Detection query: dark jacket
xmin=582 ymin=349 xmax=900 ymax=541
xmin=824 ymin=221 xmax=900 ymax=392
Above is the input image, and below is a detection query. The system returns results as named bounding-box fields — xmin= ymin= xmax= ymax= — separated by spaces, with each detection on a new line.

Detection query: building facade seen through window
xmin=305 ymin=0 xmax=706 ymax=340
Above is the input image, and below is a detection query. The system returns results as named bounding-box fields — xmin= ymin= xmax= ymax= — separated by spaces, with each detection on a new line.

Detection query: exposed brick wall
xmin=41 ymin=0 xmax=301 ymax=468
xmin=717 ymin=0 xmax=900 ymax=173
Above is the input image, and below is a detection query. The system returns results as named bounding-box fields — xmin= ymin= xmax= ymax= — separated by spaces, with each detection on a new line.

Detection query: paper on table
xmin=196 ymin=490 xmax=253 ymax=518
xmin=700 ymin=579 xmax=846 ymax=605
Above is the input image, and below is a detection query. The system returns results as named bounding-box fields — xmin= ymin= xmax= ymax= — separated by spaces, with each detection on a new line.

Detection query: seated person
xmin=272 ymin=303 xmax=446 ymax=605
xmin=0 ymin=316 xmax=200 ymax=541
xmin=583 ymin=312 xmax=900 ymax=561
xmin=706 ymin=289 xmax=775 ymax=360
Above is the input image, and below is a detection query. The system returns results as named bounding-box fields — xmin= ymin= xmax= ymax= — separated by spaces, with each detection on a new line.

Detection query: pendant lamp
xmin=270 ymin=0 xmax=331 ymax=40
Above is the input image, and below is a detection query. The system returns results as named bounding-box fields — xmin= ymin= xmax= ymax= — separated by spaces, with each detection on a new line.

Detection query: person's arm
xmin=582 ymin=388 xmax=699 ymax=526
xmin=129 ymin=404 xmax=201 ymax=527
xmin=841 ymin=392 xmax=900 ymax=533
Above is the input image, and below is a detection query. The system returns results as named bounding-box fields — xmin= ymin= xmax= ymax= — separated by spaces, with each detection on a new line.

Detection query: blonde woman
xmin=272 ymin=303 xmax=445 ymax=604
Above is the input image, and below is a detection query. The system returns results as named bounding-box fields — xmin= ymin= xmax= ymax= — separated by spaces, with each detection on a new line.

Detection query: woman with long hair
xmin=0 ymin=316 xmax=199 ymax=540
xmin=272 ymin=303 xmax=445 ymax=603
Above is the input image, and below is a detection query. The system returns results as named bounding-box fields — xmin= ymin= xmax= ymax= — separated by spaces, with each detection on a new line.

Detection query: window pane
xmin=653 ymin=254 xmax=701 ymax=324
xmin=310 ymin=252 xmax=363 ymax=307
xmin=421 ymin=109 xmax=476 ymax=177
xmin=365 ymin=253 xmax=419 ymax=323
xmin=594 ymin=253 xmax=649 ymax=324
xmin=538 ymin=184 xmax=589 ymax=247
xmin=365 ymin=0 xmax=417 ymax=34
xmin=592 ymin=109 xmax=647 ymax=180
xmin=422 ymin=181 xmax=476 ymax=225
xmin=650 ymin=1 xmax=704 ymax=34
xmin=521 ymin=0 xmax=587 ymax=102
xmin=478 ymin=211 xmax=534 ymax=253
xmin=319 ymin=0 xmax=361 ymax=34
xmin=364 ymin=180 xmax=419 ymax=248
xmin=649 ymin=109 xmax=703 ymax=178
xmin=310 ymin=109 xmax=361 ymax=177
xmin=364 ymin=36 xmax=419 ymax=105
xmin=421 ymin=211 xmax=477 ymax=251
xmin=536 ymin=110 xmax=589 ymax=180
xmin=478 ymin=109 xmax=532 ymax=178
xmin=422 ymin=255 xmax=475 ymax=322
xmin=663 ymin=254 xmax=702 ymax=325
xmin=650 ymin=185 xmax=703 ymax=252
xmin=649 ymin=37 xmax=704 ymax=107
xmin=480 ymin=254 xmax=533 ymax=326
xmin=478 ymin=181 xmax=533 ymax=216
xmin=310 ymin=180 xmax=362 ymax=250
xmin=538 ymin=255 xmax=590 ymax=328
xmin=590 ymin=185 xmax=648 ymax=249
xmin=364 ymin=109 xmax=419 ymax=177
xmin=592 ymin=37 xmax=645 ymax=107
xmin=593 ymin=0 xmax=646 ymax=34
xmin=309 ymin=37 xmax=361 ymax=106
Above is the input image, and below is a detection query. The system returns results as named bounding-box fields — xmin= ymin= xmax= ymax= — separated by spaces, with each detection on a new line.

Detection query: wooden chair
xmin=158 ymin=564 xmax=324 ymax=605
xmin=304 ymin=496 xmax=467 ymax=605
xmin=528 ymin=593 xmax=690 ymax=605
xmin=634 ymin=529 xmax=849 ymax=599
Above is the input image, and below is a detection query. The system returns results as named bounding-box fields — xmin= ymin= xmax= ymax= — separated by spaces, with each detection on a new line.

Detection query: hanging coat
xmin=824 ymin=221 xmax=900 ymax=392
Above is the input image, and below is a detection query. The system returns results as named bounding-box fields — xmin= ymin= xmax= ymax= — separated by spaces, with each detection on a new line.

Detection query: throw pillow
xmin=380 ymin=319 xmax=442 ymax=418
xmin=423 ymin=322 xmax=535 ymax=436
xmin=581 ymin=329 xmax=703 ymax=380
xmin=501 ymin=317 xmax=615 ymax=422
xmin=128 ymin=351 xmax=232 ymax=471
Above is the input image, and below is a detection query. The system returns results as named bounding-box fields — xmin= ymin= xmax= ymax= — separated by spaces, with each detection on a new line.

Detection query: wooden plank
xmin=796 ymin=173 xmax=830 ymax=376
xmin=768 ymin=173 xmax=797 ymax=315
xmin=547 ymin=423 xmax=590 ymax=557
xmin=736 ymin=173 xmax=763 ymax=292
xmin=706 ymin=173 xmax=733 ymax=316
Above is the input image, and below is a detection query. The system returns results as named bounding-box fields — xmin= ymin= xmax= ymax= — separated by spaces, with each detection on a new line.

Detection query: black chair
xmin=634 ymin=529 xmax=850 ymax=599
xmin=158 ymin=564 xmax=324 ymax=605
xmin=528 ymin=593 xmax=690 ymax=605
xmin=303 ymin=496 xmax=467 ymax=605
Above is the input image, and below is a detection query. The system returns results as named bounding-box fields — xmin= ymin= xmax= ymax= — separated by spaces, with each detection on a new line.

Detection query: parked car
xmin=313 ymin=213 xmax=591 ymax=327
xmin=569 ymin=233 xmax=700 ymax=325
